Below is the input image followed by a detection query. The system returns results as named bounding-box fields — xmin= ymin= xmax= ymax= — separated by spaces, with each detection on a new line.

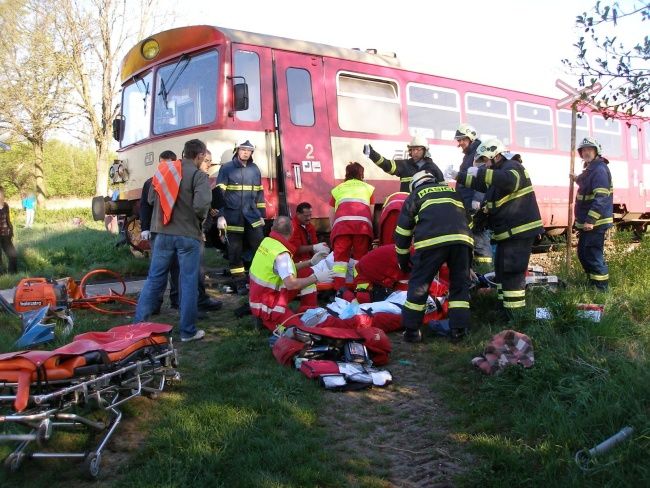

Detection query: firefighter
xmin=394 ymin=171 xmax=473 ymax=342
xmin=452 ymin=139 xmax=543 ymax=320
xmin=364 ymin=135 xmax=445 ymax=192
xmin=453 ymin=124 xmax=492 ymax=267
xmin=215 ymin=139 xmax=266 ymax=294
xmin=249 ymin=216 xmax=333 ymax=331
xmin=329 ymin=162 xmax=375 ymax=290
xmin=574 ymin=137 xmax=613 ymax=291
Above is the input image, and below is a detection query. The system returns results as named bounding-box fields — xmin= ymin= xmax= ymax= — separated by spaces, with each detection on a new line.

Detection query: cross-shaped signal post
xmin=555 ymin=79 xmax=602 ymax=266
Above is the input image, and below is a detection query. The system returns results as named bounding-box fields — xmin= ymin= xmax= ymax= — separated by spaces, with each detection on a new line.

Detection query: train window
xmin=557 ymin=110 xmax=589 ymax=152
xmin=337 ymin=73 xmax=401 ymax=134
xmin=645 ymin=122 xmax=650 ymax=160
xmin=592 ymin=115 xmax=622 ymax=157
xmin=153 ymin=50 xmax=218 ymax=135
xmin=121 ymin=71 xmax=152 ymax=147
xmin=630 ymin=125 xmax=639 ymax=159
xmin=407 ymin=83 xmax=460 ymax=140
xmin=465 ymin=93 xmax=511 ymax=145
xmin=286 ymin=68 xmax=315 ymax=126
xmin=514 ymin=102 xmax=553 ymax=150
xmin=234 ymin=50 xmax=261 ymax=122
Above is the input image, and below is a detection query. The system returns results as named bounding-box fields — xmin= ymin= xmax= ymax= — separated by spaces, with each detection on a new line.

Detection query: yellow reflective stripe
xmin=413 ymin=234 xmax=474 ymax=249
xmin=254 ymin=185 xmax=263 ymax=191
xmin=395 ymin=225 xmax=413 ymax=237
xmin=587 ymin=210 xmax=600 ymax=219
xmin=419 ymin=198 xmax=465 ymax=212
xmin=404 ymin=300 xmax=425 ymax=311
xmin=576 ymin=194 xmax=594 ymax=201
xmin=510 ymin=170 xmax=521 ymax=191
xmin=589 ymin=273 xmax=609 ymax=281
xmin=395 ymin=247 xmax=410 ymax=255
xmin=503 ymin=290 xmax=526 ymax=298
xmin=251 ymin=219 xmax=265 ymax=228
xmin=226 ymin=184 xmax=257 ymax=191
xmin=448 ymin=300 xmax=470 ymax=308
xmin=492 ymin=219 xmax=543 ymax=241
xmin=389 ymin=159 xmax=397 ymax=174
xmin=355 ymin=282 xmax=369 ymax=290
xmin=595 ymin=217 xmax=613 ymax=226
xmin=227 ymin=225 xmax=245 ymax=232
xmin=383 ymin=191 xmax=409 ymax=206
xmin=216 ymin=183 xmax=227 ymax=190
xmin=256 ymin=202 xmax=266 ymax=208
xmin=488 ymin=186 xmax=533 ymax=209
xmin=504 ymin=300 xmax=526 ymax=308
xmin=400 ymin=177 xmax=413 ymax=183
xmin=465 ymin=174 xmax=474 ymax=187
xmin=485 ymin=168 xmax=494 ymax=186
xmin=230 ymin=266 xmax=246 ymax=274
xmin=474 ymin=256 xmax=492 ymax=263
xmin=593 ymin=187 xmax=611 ymax=195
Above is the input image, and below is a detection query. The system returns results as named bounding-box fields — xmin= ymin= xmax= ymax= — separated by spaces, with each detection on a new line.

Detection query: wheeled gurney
xmin=0 ymin=322 xmax=178 ymax=478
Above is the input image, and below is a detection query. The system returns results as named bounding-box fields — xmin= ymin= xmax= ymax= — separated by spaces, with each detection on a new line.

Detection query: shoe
xmin=181 ymin=329 xmax=205 ymax=342
xmin=236 ymin=284 xmax=249 ymax=296
xmin=449 ymin=328 xmax=468 ymax=343
xmin=402 ymin=328 xmax=422 ymax=343
xmin=198 ymin=298 xmax=223 ymax=311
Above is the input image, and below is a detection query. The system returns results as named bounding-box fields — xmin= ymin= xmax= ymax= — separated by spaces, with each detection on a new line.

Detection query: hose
xmin=71 ymin=269 xmax=137 ymax=315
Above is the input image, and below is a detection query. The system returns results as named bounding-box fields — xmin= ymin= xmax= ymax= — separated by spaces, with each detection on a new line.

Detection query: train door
xmin=273 ymin=51 xmax=334 ymax=220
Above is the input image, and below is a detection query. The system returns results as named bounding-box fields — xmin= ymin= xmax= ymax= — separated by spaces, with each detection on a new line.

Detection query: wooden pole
xmin=566 ymin=103 xmax=578 ymax=268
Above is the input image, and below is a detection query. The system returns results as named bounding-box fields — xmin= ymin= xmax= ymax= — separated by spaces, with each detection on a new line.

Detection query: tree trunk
xmin=33 ymin=141 xmax=47 ymax=205
xmin=95 ymin=137 xmax=109 ymax=197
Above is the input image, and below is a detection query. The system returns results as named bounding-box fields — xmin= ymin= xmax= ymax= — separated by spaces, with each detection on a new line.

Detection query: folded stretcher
xmin=0 ymin=322 xmax=178 ymax=479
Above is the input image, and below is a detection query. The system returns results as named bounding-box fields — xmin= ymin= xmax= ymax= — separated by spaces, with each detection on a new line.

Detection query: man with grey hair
xmin=248 ymin=215 xmax=333 ymax=331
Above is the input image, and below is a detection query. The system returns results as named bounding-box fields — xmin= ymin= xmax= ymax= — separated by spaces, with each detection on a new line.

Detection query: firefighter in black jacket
xmin=394 ymin=171 xmax=473 ymax=343
xmin=453 ymin=139 xmax=543 ymax=320
xmin=215 ymin=140 xmax=266 ymax=294
xmin=365 ymin=135 xmax=445 ymax=192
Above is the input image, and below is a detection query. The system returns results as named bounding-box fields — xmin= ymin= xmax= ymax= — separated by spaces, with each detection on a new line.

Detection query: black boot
xmin=403 ymin=328 xmax=422 ymax=343
xmin=449 ymin=328 xmax=468 ymax=343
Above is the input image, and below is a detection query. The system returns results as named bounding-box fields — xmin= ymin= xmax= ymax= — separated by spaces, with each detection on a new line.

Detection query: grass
xmin=1 ymin=212 xmax=649 ymax=486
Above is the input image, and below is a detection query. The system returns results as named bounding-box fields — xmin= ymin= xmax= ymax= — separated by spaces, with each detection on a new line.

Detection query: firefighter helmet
xmin=407 ymin=135 xmax=429 ymax=151
xmin=577 ymin=137 xmax=601 ymax=156
xmin=235 ymin=139 xmax=255 ymax=152
xmin=473 ymin=138 xmax=505 ymax=161
xmin=454 ymin=123 xmax=478 ymax=141
xmin=410 ymin=170 xmax=435 ymax=191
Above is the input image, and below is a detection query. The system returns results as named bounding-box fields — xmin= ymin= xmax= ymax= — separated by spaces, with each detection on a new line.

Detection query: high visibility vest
xmin=330 ymin=179 xmax=374 ymax=241
xmin=153 ymin=159 xmax=182 ymax=225
xmin=249 ymin=237 xmax=296 ymax=322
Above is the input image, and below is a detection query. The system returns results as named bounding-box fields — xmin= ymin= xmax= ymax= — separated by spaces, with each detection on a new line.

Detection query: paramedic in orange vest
xmin=249 ymin=216 xmax=333 ymax=331
xmin=135 ymin=139 xmax=212 ymax=343
xmin=329 ymin=162 xmax=375 ymax=291
xmin=378 ymin=192 xmax=408 ymax=245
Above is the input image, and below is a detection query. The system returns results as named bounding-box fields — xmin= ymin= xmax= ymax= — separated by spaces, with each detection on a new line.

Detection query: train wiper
xmin=158 ymin=54 xmax=190 ymax=108
xmin=131 ymin=75 xmax=150 ymax=113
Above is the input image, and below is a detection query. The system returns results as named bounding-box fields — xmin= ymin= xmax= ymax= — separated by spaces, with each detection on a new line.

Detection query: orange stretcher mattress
xmin=0 ymin=322 xmax=172 ymax=412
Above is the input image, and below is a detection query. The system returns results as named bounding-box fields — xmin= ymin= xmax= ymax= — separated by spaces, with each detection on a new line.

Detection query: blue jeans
xmin=135 ymin=233 xmax=201 ymax=338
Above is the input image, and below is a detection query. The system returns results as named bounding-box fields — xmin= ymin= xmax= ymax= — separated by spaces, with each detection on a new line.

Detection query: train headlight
xmin=141 ymin=38 xmax=160 ymax=60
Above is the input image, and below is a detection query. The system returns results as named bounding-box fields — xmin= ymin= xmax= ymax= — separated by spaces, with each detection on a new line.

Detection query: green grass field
xmin=0 ymin=214 xmax=648 ymax=487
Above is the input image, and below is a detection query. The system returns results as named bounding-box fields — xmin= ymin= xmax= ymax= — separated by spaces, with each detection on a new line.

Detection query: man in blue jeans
xmin=135 ymin=139 xmax=212 ymax=342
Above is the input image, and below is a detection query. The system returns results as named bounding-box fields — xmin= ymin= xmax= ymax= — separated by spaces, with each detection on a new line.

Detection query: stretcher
xmin=0 ymin=322 xmax=178 ymax=479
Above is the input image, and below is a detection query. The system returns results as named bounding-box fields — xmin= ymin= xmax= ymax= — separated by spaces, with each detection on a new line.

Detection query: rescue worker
xmin=452 ymin=139 xmax=543 ymax=320
xmin=364 ymin=135 xmax=444 ymax=192
xmin=453 ymin=124 xmax=492 ymax=266
xmin=573 ymin=137 xmax=613 ymax=291
xmin=249 ymin=216 xmax=333 ymax=331
xmin=394 ymin=171 xmax=473 ymax=342
xmin=290 ymin=202 xmax=330 ymax=262
xmin=329 ymin=162 xmax=375 ymax=290
xmin=378 ymin=192 xmax=409 ymax=245
xmin=215 ymin=139 xmax=266 ymax=294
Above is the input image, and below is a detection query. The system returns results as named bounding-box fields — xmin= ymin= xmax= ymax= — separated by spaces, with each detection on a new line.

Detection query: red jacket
xmin=289 ymin=216 xmax=318 ymax=262
xmin=354 ymin=245 xmax=409 ymax=290
xmin=329 ymin=179 xmax=375 ymax=242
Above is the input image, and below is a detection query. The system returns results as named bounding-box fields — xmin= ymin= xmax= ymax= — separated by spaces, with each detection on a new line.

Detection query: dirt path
xmin=319 ymin=336 xmax=472 ymax=487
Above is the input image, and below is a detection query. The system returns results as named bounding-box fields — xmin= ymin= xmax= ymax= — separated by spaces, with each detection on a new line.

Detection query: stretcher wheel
xmin=83 ymin=451 xmax=101 ymax=479
xmin=4 ymin=453 xmax=24 ymax=472
xmin=36 ymin=419 xmax=52 ymax=447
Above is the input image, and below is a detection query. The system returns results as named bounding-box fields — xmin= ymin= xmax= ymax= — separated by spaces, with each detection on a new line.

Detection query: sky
xmin=168 ymin=0 xmax=612 ymax=99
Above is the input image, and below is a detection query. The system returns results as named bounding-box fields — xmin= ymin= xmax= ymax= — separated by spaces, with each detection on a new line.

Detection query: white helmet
xmin=235 ymin=139 xmax=255 ymax=152
xmin=407 ymin=135 xmax=429 ymax=151
xmin=577 ymin=137 xmax=602 ymax=156
xmin=454 ymin=123 xmax=478 ymax=141
xmin=474 ymin=138 xmax=505 ymax=161
xmin=410 ymin=170 xmax=435 ymax=191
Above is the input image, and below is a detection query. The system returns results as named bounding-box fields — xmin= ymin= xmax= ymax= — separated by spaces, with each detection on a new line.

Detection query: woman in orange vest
xmin=329 ymin=162 xmax=375 ymax=290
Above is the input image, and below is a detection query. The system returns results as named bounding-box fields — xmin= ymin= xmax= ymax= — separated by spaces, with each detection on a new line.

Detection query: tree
xmin=563 ymin=1 xmax=650 ymax=117
xmin=56 ymin=0 xmax=170 ymax=198
xmin=0 ymin=0 xmax=73 ymax=204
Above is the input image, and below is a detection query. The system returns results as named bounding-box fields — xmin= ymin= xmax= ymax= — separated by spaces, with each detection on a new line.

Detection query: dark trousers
xmin=0 ymin=235 xmax=17 ymax=274
xmin=494 ymin=237 xmax=534 ymax=313
xmin=228 ymin=222 xmax=264 ymax=279
xmin=577 ymin=228 xmax=608 ymax=290
xmin=402 ymin=245 xmax=471 ymax=331
xmin=473 ymin=229 xmax=493 ymax=265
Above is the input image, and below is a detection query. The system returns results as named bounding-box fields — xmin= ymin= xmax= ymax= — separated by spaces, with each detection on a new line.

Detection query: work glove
xmin=140 ymin=230 xmax=151 ymax=241
xmin=467 ymin=166 xmax=479 ymax=177
xmin=444 ymin=165 xmax=458 ymax=180
xmin=471 ymin=200 xmax=481 ymax=211
xmin=364 ymin=144 xmax=381 ymax=162
xmin=217 ymin=216 xmax=227 ymax=230
xmin=310 ymin=250 xmax=329 ymax=266
xmin=398 ymin=257 xmax=412 ymax=274
xmin=314 ymin=267 xmax=335 ymax=283
xmin=313 ymin=242 xmax=330 ymax=254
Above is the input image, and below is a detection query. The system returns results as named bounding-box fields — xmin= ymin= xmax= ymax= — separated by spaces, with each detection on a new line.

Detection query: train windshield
xmin=152 ymin=50 xmax=219 ymax=135
xmin=120 ymin=71 xmax=153 ymax=147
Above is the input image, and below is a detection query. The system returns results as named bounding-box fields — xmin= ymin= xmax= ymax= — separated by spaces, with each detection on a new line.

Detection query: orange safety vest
xmin=153 ymin=159 xmax=182 ymax=224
